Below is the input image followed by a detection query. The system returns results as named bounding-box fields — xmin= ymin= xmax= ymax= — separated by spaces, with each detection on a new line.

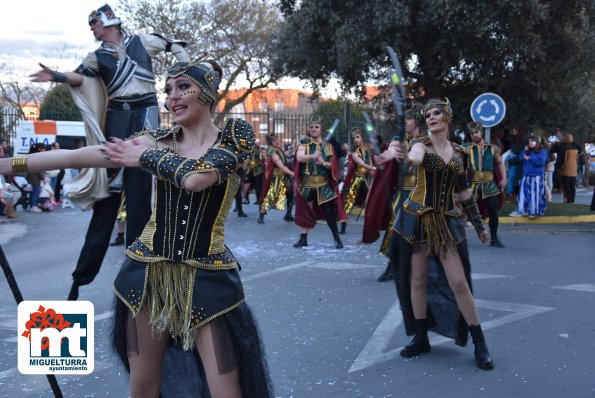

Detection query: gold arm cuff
xmin=11 ymin=157 xmax=28 ymax=174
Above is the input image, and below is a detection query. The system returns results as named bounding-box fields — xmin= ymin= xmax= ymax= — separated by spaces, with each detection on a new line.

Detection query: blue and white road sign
xmin=470 ymin=93 xmax=506 ymax=128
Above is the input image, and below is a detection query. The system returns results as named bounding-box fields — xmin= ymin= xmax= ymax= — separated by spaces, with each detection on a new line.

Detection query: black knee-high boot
xmin=293 ymin=233 xmax=308 ymax=248
xmin=400 ymin=319 xmax=431 ymax=358
xmin=377 ymin=261 xmax=394 ymax=282
xmin=321 ymin=203 xmax=343 ymax=249
xmin=235 ymin=189 xmax=247 ymax=217
xmin=340 ymin=221 xmax=346 ymax=234
xmin=284 ymin=190 xmax=295 ymax=221
xmin=469 ymin=324 xmax=494 ymax=370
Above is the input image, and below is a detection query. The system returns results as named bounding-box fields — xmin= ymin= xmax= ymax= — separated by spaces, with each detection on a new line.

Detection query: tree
xmin=275 ymin=0 xmax=595 ymax=138
xmin=118 ymin=0 xmax=283 ymax=125
xmin=0 ymin=61 xmax=45 ymax=117
xmin=0 ymin=60 xmax=46 ymax=144
xmin=39 ymin=84 xmax=82 ymax=121
xmin=311 ymin=99 xmax=365 ymax=146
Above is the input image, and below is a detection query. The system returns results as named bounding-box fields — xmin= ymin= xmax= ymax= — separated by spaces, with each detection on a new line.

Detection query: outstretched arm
xmin=29 ymin=63 xmax=83 ymax=87
xmin=104 ymin=137 xmax=223 ymax=193
xmin=0 ymin=145 xmax=118 ymax=176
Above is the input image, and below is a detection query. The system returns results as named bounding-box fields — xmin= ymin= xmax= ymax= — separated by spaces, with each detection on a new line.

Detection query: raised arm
xmin=143 ymin=34 xmax=190 ymax=62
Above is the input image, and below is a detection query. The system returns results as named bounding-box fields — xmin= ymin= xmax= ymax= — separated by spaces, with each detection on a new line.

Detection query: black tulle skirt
xmin=111 ymin=258 xmax=273 ymax=397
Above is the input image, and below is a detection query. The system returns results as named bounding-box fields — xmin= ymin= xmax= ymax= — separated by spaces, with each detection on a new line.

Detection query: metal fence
xmin=160 ymin=111 xmax=313 ymax=146
xmin=1 ymin=108 xmax=400 ymax=152
xmin=1 ymin=109 xmax=313 ymax=149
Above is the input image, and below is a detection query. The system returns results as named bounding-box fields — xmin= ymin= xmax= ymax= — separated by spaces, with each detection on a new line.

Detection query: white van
xmin=15 ymin=120 xmax=86 ymax=154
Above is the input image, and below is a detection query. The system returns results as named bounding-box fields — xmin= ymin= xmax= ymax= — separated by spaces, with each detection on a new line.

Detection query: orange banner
xmin=33 ymin=120 xmax=57 ymax=135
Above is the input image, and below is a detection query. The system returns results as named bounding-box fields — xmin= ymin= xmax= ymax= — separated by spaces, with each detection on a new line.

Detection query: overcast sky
xmin=0 ymin=0 xmax=105 ymax=75
xmin=0 ymin=1 xmax=342 ymax=96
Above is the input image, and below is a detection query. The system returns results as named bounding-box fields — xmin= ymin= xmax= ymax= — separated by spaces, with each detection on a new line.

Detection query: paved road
xmin=0 ymin=203 xmax=594 ymax=397
xmin=550 ymin=186 xmax=593 ymax=206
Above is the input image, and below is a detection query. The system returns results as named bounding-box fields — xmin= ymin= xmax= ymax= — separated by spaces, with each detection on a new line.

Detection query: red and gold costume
xmin=260 ymin=146 xmax=292 ymax=212
xmin=293 ymin=138 xmax=346 ymax=228
xmin=341 ymin=144 xmax=375 ymax=215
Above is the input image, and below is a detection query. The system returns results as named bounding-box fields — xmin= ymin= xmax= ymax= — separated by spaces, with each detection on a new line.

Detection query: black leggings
xmin=303 ymin=190 xmax=339 ymax=236
xmin=483 ymin=195 xmax=499 ymax=236
xmin=320 ymin=201 xmax=340 ymax=236
xmin=560 ymin=176 xmax=576 ymax=203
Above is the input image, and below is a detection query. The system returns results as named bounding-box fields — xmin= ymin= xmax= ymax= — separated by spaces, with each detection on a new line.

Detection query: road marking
xmin=242 ymin=261 xmax=313 ymax=282
xmin=0 ymin=367 xmax=17 ymax=379
xmin=553 ymin=284 xmax=595 ymax=293
xmin=349 ymin=299 xmax=553 ymax=373
xmin=308 ymin=262 xmax=377 ymax=270
xmin=0 ymin=223 xmax=27 ymax=245
xmin=472 ymin=273 xmax=510 ymax=280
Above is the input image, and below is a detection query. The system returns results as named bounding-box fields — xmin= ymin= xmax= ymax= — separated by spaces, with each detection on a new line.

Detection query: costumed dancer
xmin=293 ymin=116 xmax=346 ymax=249
xmin=339 ymin=127 xmax=376 ymax=234
xmin=388 ymin=98 xmax=494 ymax=370
xmin=243 ymin=146 xmax=265 ymax=206
xmin=361 ymin=104 xmax=425 ymax=282
xmin=233 ymin=160 xmax=248 ymax=217
xmin=257 ymin=132 xmax=295 ymax=224
xmin=4 ymin=60 xmax=273 ymax=397
xmin=109 ymin=194 xmax=126 ymax=246
xmin=29 ymin=4 xmax=190 ymax=300
xmin=464 ymin=121 xmax=507 ymax=248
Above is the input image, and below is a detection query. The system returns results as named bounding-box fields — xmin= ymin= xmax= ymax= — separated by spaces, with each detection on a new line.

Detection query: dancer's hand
xmin=29 ymin=63 xmax=54 ymax=83
xmin=103 ymin=136 xmax=152 ymax=167
xmin=388 ymin=141 xmax=408 ymax=162
xmin=313 ymin=151 xmax=325 ymax=165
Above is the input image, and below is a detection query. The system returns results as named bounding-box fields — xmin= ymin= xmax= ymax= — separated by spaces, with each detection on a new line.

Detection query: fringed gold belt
xmin=420 ymin=211 xmax=457 ymax=256
xmin=147 ymin=262 xmax=198 ymax=351
xmin=472 ymin=171 xmax=493 ymax=183
xmin=303 ymin=175 xmax=328 ymax=187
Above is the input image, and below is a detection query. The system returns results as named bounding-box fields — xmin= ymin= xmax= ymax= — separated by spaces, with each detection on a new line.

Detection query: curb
xmin=499 ymin=215 xmax=595 ymax=224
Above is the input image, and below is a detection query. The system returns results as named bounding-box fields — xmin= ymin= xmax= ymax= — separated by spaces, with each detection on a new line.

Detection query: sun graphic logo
xmin=18 ymin=301 xmax=94 ymax=375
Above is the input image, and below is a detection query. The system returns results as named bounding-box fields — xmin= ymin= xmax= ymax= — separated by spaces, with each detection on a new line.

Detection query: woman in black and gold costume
xmin=387 ymin=98 xmax=494 ymax=371
xmin=1 ymin=60 xmax=272 ymax=397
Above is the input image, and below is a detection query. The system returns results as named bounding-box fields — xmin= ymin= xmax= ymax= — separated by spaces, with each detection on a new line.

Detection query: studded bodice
xmin=126 ymin=119 xmax=252 ymax=269
xmin=404 ymin=140 xmax=470 ymax=216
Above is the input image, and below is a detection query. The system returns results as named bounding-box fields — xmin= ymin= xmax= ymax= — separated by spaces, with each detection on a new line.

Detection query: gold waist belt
xmin=356 ymin=166 xmax=368 ymax=174
xmin=273 ymin=169 xmax=285 ymax=176
xmin=403 ymin=174 xmax=416 ymax=189
xmin=303 ymin=175 xmax=328 ymax=187
xmin=472 ymin=171 xmax=493 ymax=183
